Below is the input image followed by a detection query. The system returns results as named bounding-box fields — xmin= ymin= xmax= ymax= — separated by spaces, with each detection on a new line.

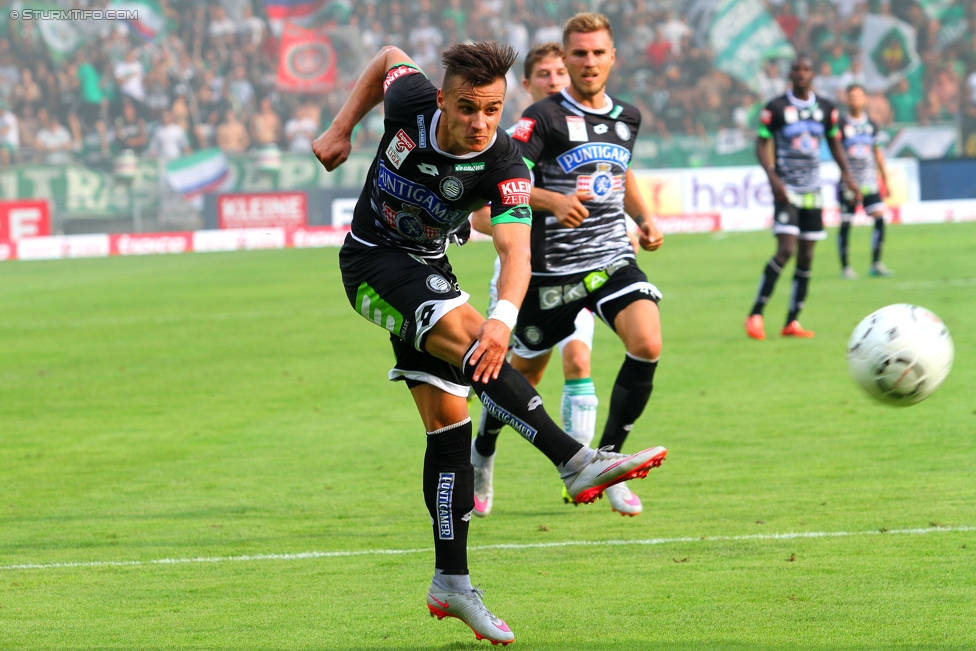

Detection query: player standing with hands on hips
xmin=313 ymin=42 xmax=667 ymax=646
xmin=746 ymin=54 xmax=861 ymax=340
xmin=836 ymin=83 xmax=892 ymax=279
xmin=473 ymin=13 xmax=667 ymax=517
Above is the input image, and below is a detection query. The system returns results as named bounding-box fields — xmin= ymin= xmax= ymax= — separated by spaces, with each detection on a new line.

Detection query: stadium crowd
xmin=0 ymin=0 xmax=975 ymax=168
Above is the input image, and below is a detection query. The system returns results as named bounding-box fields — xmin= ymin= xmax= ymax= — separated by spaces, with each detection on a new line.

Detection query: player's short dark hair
xmin=562 ymin=12 xmax=613 ymax=46
xmin=524 ymin=42 xmax=564 ymax=81
xmin=792 ymin=52 xmax=815 ymax=67
xmin=846 ymin=83 xmax=865 ymax=94
xmin=441 ymin=42 xmax=517 ymax=93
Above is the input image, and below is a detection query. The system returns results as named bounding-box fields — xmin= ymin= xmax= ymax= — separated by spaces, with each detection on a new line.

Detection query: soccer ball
xmin=847 ymin=304 xmax=953 ymax=406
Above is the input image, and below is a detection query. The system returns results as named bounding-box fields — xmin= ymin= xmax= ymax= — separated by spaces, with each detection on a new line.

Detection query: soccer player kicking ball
xmin=473 ymin=13 xmax=666 ymax=518
xmin=469 ymin=43 xmax=604 ymax=517
xmin=313 ymin=42 xmax=667 ymax=645
xmin=745 ymin=54 xmax=860 ymax=340
xmin=836 ymin=83 xmax=893 ymax=279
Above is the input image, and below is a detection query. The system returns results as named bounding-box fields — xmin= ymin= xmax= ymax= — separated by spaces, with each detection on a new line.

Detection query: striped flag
xmin=110 ymin=0 xmax=168 ymax=42
xmin=264 ymin=0 xmax=326 ymax=36
xmin=165 ymin=149 xmax=230 ymax=198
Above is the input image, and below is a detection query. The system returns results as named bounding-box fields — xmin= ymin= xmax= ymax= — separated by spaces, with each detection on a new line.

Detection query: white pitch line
xmin=2 ymin=525 xmax=973 ymax=572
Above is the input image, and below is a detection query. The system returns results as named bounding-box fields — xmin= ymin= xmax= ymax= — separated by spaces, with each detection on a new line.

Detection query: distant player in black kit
xmin=312 ymin=42 xmax=666 ymax=645
xmin=745 ymin=54 xmax=860 ymax=340
xmin=475 ymin=13 xmax=667 ymax=517
xmin=836 ymin=83 xmax=892 ymax=279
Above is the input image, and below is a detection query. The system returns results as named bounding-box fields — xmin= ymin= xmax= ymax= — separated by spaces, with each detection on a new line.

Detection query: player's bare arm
xmin=466 ymin=222 xmax=531 ymax=382
xmin=828 ymin=133 xmax=862 ymax=205
xmin=624 ymin=167 xmax=663 ymax=251
xmin=530 ymin=187 xmax=594 ymax=227
xmin=470 ymin=204 xmax=492 ymax=235
xmin=312 ymin=46 xmax=415 ymax=171
xmin=874 ymin=146 xmax=888 ymax=198
xmin=756 ymin=136 xmax=787 ymax=203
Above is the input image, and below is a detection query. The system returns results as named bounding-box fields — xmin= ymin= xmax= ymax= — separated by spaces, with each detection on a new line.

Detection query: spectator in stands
xmin=77 ymin=50 xmax=114 ymax=129
xmin=115 ymin=99 xmax=148 ymax=155
xmin=757 ymin=58 xmax=787 ymax=101
xmin=837 ymin=56 xmax=866 ymax=92
xmin=216 ymin=108 xmax=249 ymax=153
xmin=888 ymin=77 xmax=922 ymax=123
xmin=963 ymin=63 xmax=976 ymax=156
xmin=13 ymin=66 xmax=44 ymax=115
xmin=35 ymin=108 xmax=74 ymax=165
xmin=658 ymin=10 xmax=691 ymax=56
xmin=695 ymin=89 xmax=725 ymax=138
xmin=284 ymin=104 xmax=318 ymax=153
xmin=0 ymin=99 xmax=19 ymax=167
xmin=775 ymin=3 xmax=801 ymax=39
xmin=114 ymin=49 xmax=147 ymax=115
xmin=824 ymin=41 xmax=851 ymax=75
xmin=408 ymin=15 xmax=444 ymax=74
xmin=815 ymin=60 xmax=844 ymax=101
xmin=148 ymin=109 xmax=191 ymax=160
xmin=866 ymin=91 xmax=893 ymax=127
xmin=79 ymin=117 xmax=116 ymax=167
xmin=228 ymin=64 xmax=255 ymax=113
xmin=925 ymin=64 xmax=961 ymax=121
xmin=732 ymin=92 xmax=758 ymax=133
xmin=238 ymin=4 xmax=266 ymax=52
xmin=250 ymin=96 xmax=281 ymax=148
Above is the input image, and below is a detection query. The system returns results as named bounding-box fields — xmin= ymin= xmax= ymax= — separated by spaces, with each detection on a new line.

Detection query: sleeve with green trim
xmin=486 ymin=142 xmax=533 ymax=227
xmin=824 ymin=100 xmax=840 ymax=139
xmin=383 ymin=64 xmax=435 ymax=120
xmin=757 ymin=101 xmax=775 ymax=139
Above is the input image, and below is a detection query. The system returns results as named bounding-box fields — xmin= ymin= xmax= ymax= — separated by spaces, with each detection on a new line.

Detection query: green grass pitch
xmin=1 ymin=222 xmax=974 ymax=650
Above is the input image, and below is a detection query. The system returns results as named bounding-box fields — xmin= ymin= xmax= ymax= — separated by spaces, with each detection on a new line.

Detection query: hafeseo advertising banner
xmin=0 ymin=199 xmax=51 ymax=242
xmin=217 ymin=191 xmax=308 ymax=230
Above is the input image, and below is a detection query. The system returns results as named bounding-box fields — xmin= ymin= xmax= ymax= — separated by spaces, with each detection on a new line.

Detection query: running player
xmin=313 ymin=42 xmax=667 ymax=645
xmin=468 ymin=43 xmax=602 ymax=518
xmin=745 ymin=54 xmax=860 ymax=340
xmin=836 ymin=83 xmax=892 ymax=279
xmin=473 ymin=14 xmax=665 ymax=518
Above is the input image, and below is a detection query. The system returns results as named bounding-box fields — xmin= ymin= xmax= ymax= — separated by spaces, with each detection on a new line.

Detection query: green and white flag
xmin=12 ymin=2 xmax=90 ymax=63
xmin=860 ymin=14 xmax=921 ymax=93
xmin=109 ymin=0 xmax=169 ymax=42
xmin=707 ymin=0 xmax=794 ymax=94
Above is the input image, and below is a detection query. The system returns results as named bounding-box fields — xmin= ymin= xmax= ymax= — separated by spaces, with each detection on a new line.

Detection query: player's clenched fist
xmin=638 ymin=220 xmax=664 ymax=251
xmin=312 ymin=128 xmax=352 ymax=171
xmin=552 ymin=192 xmax=594 ymax=228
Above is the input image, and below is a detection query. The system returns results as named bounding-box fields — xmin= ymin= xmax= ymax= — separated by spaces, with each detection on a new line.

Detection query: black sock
xmin=787 ymin=266 xmax=811 ymax=325
xmin=750 ymin=258 xmax=783 ymax=316
xmin=473 ymin=410 xmax=504 ymax=457
xmin=424 ymin=418 xmax=473 ymax=575
xmin=872 ymin=217 xmax=884 ymax=264
xmin=598 ymin=354 xmax=657 ymax=452
xmin=838 ymin=220 xmax=851 ymax=268
xmin=462 ymin=342 xmax=582 ymax=467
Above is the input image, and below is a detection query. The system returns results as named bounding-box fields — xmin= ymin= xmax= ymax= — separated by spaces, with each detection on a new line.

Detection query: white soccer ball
xmin=847 ymin=304 xmax=954 ymax=406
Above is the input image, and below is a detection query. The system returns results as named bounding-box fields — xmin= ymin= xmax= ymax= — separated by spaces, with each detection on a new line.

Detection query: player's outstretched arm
xmin=529 ymin=187 xmax=594 ymax=228
xmin=828 ymin=134 xmax=862 ymax=205
xmin=624 ymin=167 xmax=663 ymax=251
xmin=312 ymin=46 xmax=415 ymax=171
xmin=874 ymin=145 xmax=889 ymax=198
xmin=467 ymin=222 xmax=531 ymax=382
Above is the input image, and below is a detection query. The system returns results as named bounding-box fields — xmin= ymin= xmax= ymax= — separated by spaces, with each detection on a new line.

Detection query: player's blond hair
xmin=523 ymin=42 xmax=564 ymax=81
xmin=562 ymin=12 xmax=613 ymax=45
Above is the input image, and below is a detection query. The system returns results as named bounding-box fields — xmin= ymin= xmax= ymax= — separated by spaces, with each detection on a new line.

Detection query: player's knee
xmin=562 ymin=347 xmax=591 ymax=379
xmin=629 ymin=335 xmax=662 ymax=362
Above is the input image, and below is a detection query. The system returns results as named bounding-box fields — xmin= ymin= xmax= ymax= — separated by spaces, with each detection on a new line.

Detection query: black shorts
xmin=772 ymin=190 xmax=826 ymax=241
xmin=339 ymin=235 xmax=470 ymax=397
xmin=837 ymin=186 xmax=885 ymax=219
xmin=512 ymin=257 xmax=661 ymax=358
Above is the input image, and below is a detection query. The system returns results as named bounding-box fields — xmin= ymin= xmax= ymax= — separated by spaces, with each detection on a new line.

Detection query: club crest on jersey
xmin=382 ymin=202 xmax=434 ymax=241
xmin=385 ymin=130 xmax=416 ymax=169
xmin=439 ymin=176 xmax=463 ymax=200
xmin=497 ymin=178 xmax=532 ymax=206
xmin=575 ymin=163 xmax=622 ymax=201
xmin=784 ymin=106 xmax=799 ymax=123
xmin=426 ymin=274 xmax=451 ymax=293
xmin=556 ymin=143 xmax=631 ymax=173
xmin=615 ymin=121 xmax=631 ymax=141
xmin=791 ymin=134 xmax=819 ymax=154
xmin=844 ymin=125 xmax=856 ymax=138
xmin=593 ymin=123 xmax=608 ymax=135
xmin=512 ymin=117 xmax=536 ymax=142
xmin=566 ymin=116 xmax=588 ymax=142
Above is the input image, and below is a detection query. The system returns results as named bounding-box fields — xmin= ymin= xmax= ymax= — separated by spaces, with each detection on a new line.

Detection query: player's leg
xmin=471 ymin=348 xmax=551 ymax=517
xmin=748 ymin=200 xmax=800 ymax=339
xmin=783 ymin=207 xmax=824 ymax=336
xmin=864 ymin=194 xmax=892 ymax=276
xmin=428 ymin=303 xmax=667 ymax=504
xmin=557 ymin=311 xmax=598 ymax=448
xmin=838 ymin=187 xmax=857 ymax=278
xmin=409 ymin=383 xmax=515 ymax=645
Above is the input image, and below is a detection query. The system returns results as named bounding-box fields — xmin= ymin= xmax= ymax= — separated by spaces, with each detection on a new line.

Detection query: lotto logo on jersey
xmin=497 ymin=178 xmax=532 ymax=206
xmin=385 ymin=130 xmax=416 ymax=169
xmin=512 ymin=118 xmax=536 ymax=142
xmin=383 ymin=65 xmax=420 ymax=92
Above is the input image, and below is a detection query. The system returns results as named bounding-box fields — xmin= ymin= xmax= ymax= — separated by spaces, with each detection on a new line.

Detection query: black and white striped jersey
xmin=513 ymin=88 xmax=641 ymax=276
xmin=839 ymin=113 xmax=881 ymax=193
xmin=758 ymin=90 xmax=839 ymax=195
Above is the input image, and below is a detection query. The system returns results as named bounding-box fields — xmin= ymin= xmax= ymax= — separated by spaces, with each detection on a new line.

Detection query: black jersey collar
xmin=558 ymin=88 xmax=615 ymax=115
xmin=429 ymin=109 xmax=498 ymax=159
